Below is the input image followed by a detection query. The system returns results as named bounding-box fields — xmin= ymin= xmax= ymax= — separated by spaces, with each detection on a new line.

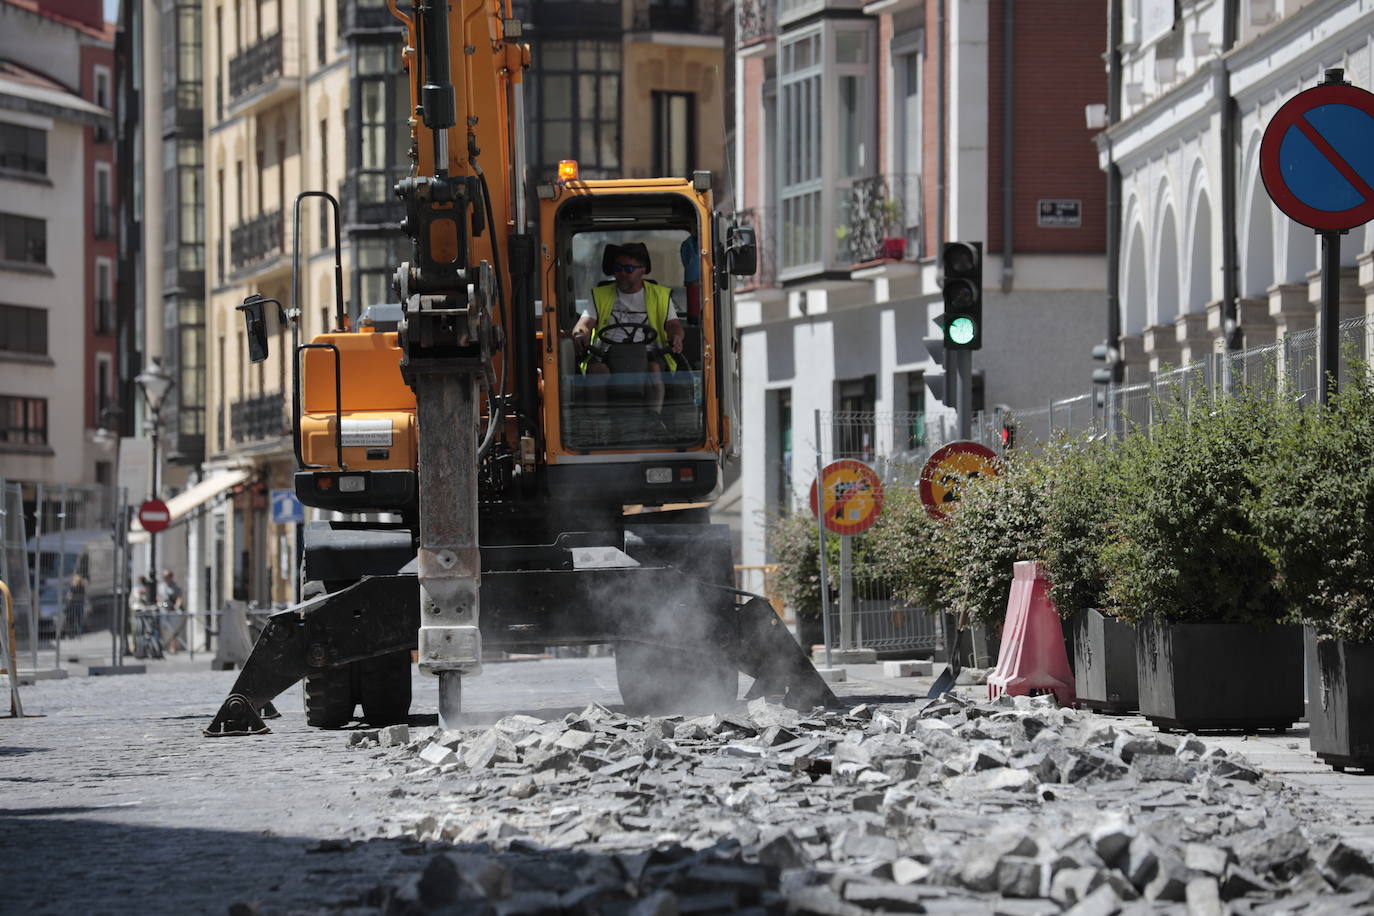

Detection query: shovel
xmin=927 ymin=613 xmax=967 ymax=698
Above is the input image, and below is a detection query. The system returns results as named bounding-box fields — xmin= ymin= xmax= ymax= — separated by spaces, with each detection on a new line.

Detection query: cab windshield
xmin=555 ymin=218 xmax=706 ymax=452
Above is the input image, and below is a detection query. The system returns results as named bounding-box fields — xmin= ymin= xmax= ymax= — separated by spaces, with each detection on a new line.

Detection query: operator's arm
xmin=665 ymin=318 xmax=684 ymax=354
xmin=572 ymin=313 xmax=596 ymax=354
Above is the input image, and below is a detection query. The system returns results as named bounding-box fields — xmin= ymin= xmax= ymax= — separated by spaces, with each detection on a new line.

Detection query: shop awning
xmin=128 ymin=467 xmax=251 ymax=543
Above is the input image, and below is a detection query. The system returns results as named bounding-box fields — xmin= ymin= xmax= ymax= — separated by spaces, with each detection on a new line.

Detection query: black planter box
xmin=1072 ymin=609 xmax=1138 ymax=714
xmin=1136 ymin=620 xmax=1303 ymax=732
xmin=1306 ymin=627 xmax=1374 ymax=772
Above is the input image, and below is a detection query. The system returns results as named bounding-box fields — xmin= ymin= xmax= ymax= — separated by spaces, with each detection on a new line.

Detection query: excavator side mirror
xmin=726 ymin=225 xmax=757 ymax=277
xmin=237 ymin=294 xmax=272 ymax=364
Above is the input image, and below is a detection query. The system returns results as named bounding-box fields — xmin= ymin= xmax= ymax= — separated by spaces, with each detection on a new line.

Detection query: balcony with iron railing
xmin=230 ymin=390 xmax=289 ymax=445
xmin=838 ymin=174 xmax=922 ymax=267
xmin=229 ymin=209 xmax=285 ymax=277
xmin=630 ymin=0 xmax=723 ymax=34
xmin=227 ymin=31 xmax=300 ymax=115
xmin=735 ymin=0 xmax=775 ymax=47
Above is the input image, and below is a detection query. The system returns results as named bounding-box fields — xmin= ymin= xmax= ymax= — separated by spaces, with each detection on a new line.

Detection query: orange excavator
xmin=206 ymin=0 xmax=835 ymax=736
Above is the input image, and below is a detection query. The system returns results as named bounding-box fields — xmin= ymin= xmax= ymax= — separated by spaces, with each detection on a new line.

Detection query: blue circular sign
xmin=1261 ymin=83 xmax=1374 ymax=231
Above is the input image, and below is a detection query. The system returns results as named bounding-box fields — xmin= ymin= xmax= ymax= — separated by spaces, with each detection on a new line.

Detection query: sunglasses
xmin=611 ymin=263 xmax=644 ymax=274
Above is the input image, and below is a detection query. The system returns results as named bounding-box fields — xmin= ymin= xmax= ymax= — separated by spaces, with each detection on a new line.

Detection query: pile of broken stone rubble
xmin=345 ymin=693 xmax=1373 ymax=914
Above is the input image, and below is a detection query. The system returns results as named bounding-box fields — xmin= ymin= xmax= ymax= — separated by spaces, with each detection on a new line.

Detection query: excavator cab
xmin=543 ymin=181 xmax=725 ymax=463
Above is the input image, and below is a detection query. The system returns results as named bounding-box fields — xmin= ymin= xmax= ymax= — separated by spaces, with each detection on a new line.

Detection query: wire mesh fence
xmin=1001 ymin=314 xmax=1374 ymax=447
xmin=0 ymin=479 xmax=129 ymax=672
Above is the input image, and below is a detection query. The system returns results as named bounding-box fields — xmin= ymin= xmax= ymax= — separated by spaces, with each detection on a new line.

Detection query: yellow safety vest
xmin=581 ymin=280 xmax=678 ymax=373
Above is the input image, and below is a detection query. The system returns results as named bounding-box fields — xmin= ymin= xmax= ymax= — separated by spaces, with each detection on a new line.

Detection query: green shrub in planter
xmin=1100 ymin=392 xmax=1288 ymax=625
xmin=1102 ymin=390 xmax=1301 ymax=731
xmin=766 ymin=509 xmax=888 ymax=625
xmin=1039 ymin=437 xmax=1138 ymax=711
xmin=1255 ymin=369 xmax=1374 ymax=642
xmin=1040 ymin=437 xmax=1122 ymax=620
xmin=867 ymin=484 xmax=951 ymax=615
xmin=1255 ymin=369 xmax=1374 ymax=767
xmin=938 ymin=456 xmax=1048 ymax=628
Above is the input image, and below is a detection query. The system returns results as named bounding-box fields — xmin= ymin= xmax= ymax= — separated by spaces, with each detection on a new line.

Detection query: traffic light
xmin=999 ymin=421 xmax=1016 ymax=450
xmin=1091 ymin=341 xmax=1120 ymax=386
xmin=941 ymin=241 xmax=982 ymax=350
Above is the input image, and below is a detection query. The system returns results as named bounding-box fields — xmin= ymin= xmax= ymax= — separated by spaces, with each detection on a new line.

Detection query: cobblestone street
xmin=4 ymin=658 xmax=1374 ymax=914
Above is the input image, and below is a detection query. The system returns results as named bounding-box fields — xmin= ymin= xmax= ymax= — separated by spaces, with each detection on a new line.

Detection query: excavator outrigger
xmin=206 ymin=0 xmax=836 ymax=737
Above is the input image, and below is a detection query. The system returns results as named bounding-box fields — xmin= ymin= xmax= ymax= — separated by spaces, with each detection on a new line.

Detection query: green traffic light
xmin=946 ymin=315 xmax=977 ymax=346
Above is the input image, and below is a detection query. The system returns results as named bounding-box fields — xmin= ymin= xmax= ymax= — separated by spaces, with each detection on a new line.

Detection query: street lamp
xmin=135 ymin=357 xmax=175 ymax=582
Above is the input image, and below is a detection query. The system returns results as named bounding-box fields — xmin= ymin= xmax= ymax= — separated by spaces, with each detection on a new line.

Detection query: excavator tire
xmin=304 ymin=666 xmax=357 ymax=729
xmin=359 ymin=650 xmax=412 ymax=725
xmin=615 ymin=640 xmax=739 ymax=715
xmin=300 ymin=574 xmax=359 ymax=728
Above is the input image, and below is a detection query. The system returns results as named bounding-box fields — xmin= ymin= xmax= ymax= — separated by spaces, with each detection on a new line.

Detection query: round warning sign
xmin=1260 ymin=82 xmax=1374 ymax=231
xmin=808 ymin=459 xmax=885 ymax=536
xmin=919 ymin=441 xmax=1000 ymax=520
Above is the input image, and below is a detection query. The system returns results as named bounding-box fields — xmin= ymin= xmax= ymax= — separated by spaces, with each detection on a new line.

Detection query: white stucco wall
xmin=0 ymin=114 xmax=88 ymax=484
xmin=1109 ymin=0 xmax=1374 ymax=344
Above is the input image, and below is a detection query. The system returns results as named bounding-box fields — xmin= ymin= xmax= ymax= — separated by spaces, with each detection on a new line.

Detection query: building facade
xmin=1100 ymin=0 xmax=1374 ymax=382
xmin=733 ymin=0 xmax=1110 ymax=566
xmin=0 ymin=0 xmax=115 ymax=514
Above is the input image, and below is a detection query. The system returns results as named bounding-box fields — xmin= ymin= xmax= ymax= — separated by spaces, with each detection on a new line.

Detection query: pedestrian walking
xmin=157 ymin=569 xmax=186 ymax=653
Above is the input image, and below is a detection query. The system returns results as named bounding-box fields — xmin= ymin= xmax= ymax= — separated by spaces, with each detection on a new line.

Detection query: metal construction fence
xmin=0 ymin=479 xmax=130 ymax=673
xmin=1006 ymin=314 xmax=1374 ymax=448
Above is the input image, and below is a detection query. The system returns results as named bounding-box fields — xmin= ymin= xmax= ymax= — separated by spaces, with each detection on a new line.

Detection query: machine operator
xmin=571 ymin=242 xmax=685 ymax=413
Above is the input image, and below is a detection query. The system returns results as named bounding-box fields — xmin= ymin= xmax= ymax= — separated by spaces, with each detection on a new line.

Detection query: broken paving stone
xmin=1318 ymin=840 xmax=1374 ymax=883
xmin=1184 ymin=877 xmax=1224 ymax=916
xmin=758 ymin=830 xmax=811 ymax=870
xmin=419 ymin=742 xmax=458 ymax=766
xmin=1049 ymin=867 xmax=1100 ymax=906
xmin=1064 ymin=883 xmax=1120 ymax=916
xmin=1236 ymin=827 xmax=1310 ymax=882
xmin=891 ymin=857 xmax=931 ymax=886
xmin=996 ymin=856 xmax=1043 ymax=898
xmin=841 ymin=881 xmax=929 ymax=912
xmin=1112 ymin=733 xmax=1169 ymax=764
xmin=348 ymin=729 xmax=380 ymax=747
xmin=1129 ymin=754 xmax=1196 ymax=783
xmin=1184 ymin=843 xmax=1229 ymax=877
xmin=1208 ymin=757 xmax=1262 ymax=783
xmin=1091 ymin=819 xmax=1136 ymax=868
xmin=1143 ymin=859 xmax=1188 ymax=902
xmin=554 ymin=728 xmax=597 ymax=751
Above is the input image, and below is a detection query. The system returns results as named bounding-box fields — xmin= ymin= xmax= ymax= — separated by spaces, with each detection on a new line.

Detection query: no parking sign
xmin=1260 ymin=81 xmax=1374 ymax=232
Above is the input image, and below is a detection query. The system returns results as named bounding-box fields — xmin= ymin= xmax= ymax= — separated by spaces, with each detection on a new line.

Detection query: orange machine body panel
xmin=300 ymin=328 xmax=417 ymax=471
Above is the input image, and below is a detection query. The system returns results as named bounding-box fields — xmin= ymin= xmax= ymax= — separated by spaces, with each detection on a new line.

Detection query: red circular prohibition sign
xmin=1260 ymin=83 xmax=1374 ymax=232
